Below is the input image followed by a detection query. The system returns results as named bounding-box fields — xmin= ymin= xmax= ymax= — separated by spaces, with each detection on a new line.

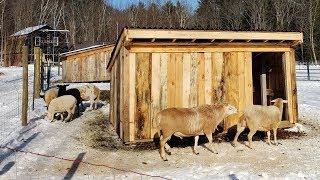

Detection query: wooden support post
xmin=260 ymin=74 xmax=267 ymax=105
xmin=34 ymin=47 xmax=41 ymax=98
xmin=21 ymin=46 xmax=28 ymax=126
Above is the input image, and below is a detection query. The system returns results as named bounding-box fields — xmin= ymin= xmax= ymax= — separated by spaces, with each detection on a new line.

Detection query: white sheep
xmin=232 ymin=98 xmax=287 ymax=148
xmin=156 ymin=103 xmax=237 ymax=161
xmin=47 ymin=95 xmax=77 ymax=122
xmin=78 ymin=84 xmax=100 ymax=110
xmin=43 ymin=87 xmax=58 ymax=109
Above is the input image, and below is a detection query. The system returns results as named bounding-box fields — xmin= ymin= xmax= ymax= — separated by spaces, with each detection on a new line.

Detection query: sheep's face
xmin=225 ymin=105 xmax=237 ymax=115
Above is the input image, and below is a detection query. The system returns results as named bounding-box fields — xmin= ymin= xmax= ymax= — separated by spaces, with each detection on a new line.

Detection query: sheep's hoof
xmin=164 ymin=159 xmax=168 ymax=161
xmin=214 ymin=152 xmax=218 ymax=154
xmin=231 ymin=142 xmax=237 ymax=147
xmin=274 ymin=142 xmax=279 ymax=146
xmin=167 ymin=151 xmax=172 ymax=155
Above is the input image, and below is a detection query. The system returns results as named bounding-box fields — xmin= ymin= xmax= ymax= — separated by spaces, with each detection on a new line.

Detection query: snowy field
xmin=0 ymin=65 xmax=320 ymax=179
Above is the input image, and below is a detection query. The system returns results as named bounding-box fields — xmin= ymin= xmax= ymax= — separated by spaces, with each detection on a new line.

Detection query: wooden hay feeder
xmin=107 ymin=28 xmax=303 ymax=143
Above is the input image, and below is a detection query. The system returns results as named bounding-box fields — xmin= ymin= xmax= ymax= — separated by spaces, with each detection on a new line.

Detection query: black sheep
xmin=57 ymin=84 xmax=83 ymax=115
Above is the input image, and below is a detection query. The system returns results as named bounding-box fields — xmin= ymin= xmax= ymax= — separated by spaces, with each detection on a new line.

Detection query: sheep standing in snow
xmin=232 ymin=98 xmax=287 ymax=149
xmin=47 ymin=95 xmax=77 ymax=122
xmin=78 ymin=84 xmax=100 ymax=110
xmin=43 ymin=87 xmax=58 ymax=109
xmin=57 ymin=84 xmax=83 ymax=115
xmin=156 ymin=103 xmax=237 ymax=161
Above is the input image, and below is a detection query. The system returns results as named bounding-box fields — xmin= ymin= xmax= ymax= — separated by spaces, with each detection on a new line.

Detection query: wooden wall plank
xmin=237 ymin=52 xmax=246 ymax=113
xmin=290 ymin=49 xmax=298 ymax=123
xmin=160 ymin=53 xmax=168 ymax=110
xmin=182 ymin=53 xmax=191 ymax=107
xmin=167 ymin=53 xmax=176 ymax=108
xmin=151 ymin=53 xmax=161 ymax=138
xmin=211 ymin=52 xmax=224 ymax=102
xmin=175 ymin=53 xmax=184 ymax=107
xmin=122 ymin=48 xmax=130 ymax=142
xmin=244 ymin=52 xmax=253 ymax=107
xmin=198 ymin=53 xmax=206 ymax=105
xmin=128 ymin=53 xmax=136 ymax=141
xmin=190 ymin=53 xmax=198 ymax=107
xmin=204 ymin=52 xmax=212 ymax=104
xmin=135 ymin=53 xmax=152 ymax=140
xmin=223 ymin=52 xmax=240 ymax=130
xmin=283 ymin=52 xmax=293 ymax=123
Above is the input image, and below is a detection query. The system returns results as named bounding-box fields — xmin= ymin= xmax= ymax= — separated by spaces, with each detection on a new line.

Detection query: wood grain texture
xmin=223 ymin=52 xmax=240 ymax=130
xmin=211 ymin=52 xmax=224 ymax=102
xmin=128 ymin=53 xmax=136 ymax=141
xmin=182 ymin=53 xmax=191 ymax=107
xmin=175 ymin=53 xmax=184 ymax=107
xmin=190 ymin=53 xmax=198 ymax=107
xmin=244 ymin=52 xmax=253 ymax=106
xmin=160 ymin=53 xmax=168 ymax=110
xmin=204 ymin=52 xmax=212 ymax=105
xmin=290 ymin=49 xmax=298 ymax=123
xmin=135 ymin=53 xmax=152 ymax=140
xmin=167 ymin=53 xmax=176 ymax=108
xmin=283 ymin=52 xmax=293 ymax=123
xmin=198 ymin=53 xmax=206 ymax=105
xmin=151 ymin=53 xmax=161 ymax=137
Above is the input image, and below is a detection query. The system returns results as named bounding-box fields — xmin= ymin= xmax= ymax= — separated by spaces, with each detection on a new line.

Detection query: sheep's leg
xmin=89 ymin=98 xmax=94 ymax=110
xmin=193 ymin=135 xmax=199 ymax=155
xmin=247 ymin=130 xmax=256 ymax=149
xmin=64 ymin=111 xmax=72 ymax=122
xmin=160 ymin=135 xmax=172 ymax=161
xmin=273 ymin=128 xmax=278 ymax=145
xmin=205 ymin=133 xmax=218 ymax=154
xmin=164 ymin=143 xmax=171 ymax=155
xmin=267 ymin=131 xmax=271 ymax=145
xmin=232 ymin=125 xmax=245 ymax=147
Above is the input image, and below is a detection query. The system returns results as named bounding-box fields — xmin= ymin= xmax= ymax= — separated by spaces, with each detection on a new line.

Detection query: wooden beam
xmin=129 ymin=46 xmax=292 ymax=53
xmin=211 ymin=39 xmax=215 ymax=42
xmin=127 ymin=29 xmax=304 ymax=42
xmin=246 ymin=40 xmax=251 ymax=42
xmin=191 ymin=39 xmax=196 ymax=43
xmin=229 ymin=39 xmax=234 ymax=42
xmin=151 ymin=38 xmax=156 ymax=42
xmin=172 ymin=39 xmax=177 ymax=43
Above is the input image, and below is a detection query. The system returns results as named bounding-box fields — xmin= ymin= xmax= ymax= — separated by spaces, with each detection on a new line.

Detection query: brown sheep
xmin=232 ymin=98 xmax=287 ymax=149
xmin=156 ymin=103 xmax=237 ymax=161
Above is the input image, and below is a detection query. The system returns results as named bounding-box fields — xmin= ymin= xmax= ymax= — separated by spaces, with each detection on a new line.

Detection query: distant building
xmin=3 ymin=24 xmax=69 ymax=67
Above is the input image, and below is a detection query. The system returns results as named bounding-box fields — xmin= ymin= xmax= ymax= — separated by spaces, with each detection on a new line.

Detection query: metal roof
xmin=10 ymin=24 xmax=51 ymax=37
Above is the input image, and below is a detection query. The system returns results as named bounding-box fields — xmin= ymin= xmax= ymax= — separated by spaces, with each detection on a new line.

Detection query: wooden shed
xmin=60 ymin=44 xmax=114 ymax=82
xmin=3 ymin=24 xmax=68 ymax=67
xmin=107 ymin=28 xmax=303 ymax=143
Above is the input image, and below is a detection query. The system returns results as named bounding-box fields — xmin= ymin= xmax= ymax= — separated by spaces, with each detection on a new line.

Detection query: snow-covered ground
xmin=0 ymin=65 xmax=320 ymax=179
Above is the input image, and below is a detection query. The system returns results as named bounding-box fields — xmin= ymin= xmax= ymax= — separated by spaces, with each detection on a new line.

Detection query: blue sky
xmin=108 ymin=0 xmax=199 ymax=10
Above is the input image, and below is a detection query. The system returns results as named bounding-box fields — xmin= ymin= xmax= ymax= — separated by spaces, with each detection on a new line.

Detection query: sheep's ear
xmin=271 ymin=99 xmax=276 ymax=103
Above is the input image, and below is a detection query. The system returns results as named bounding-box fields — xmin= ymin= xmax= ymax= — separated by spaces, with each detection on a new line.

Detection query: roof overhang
xmin=107 ymin=28 xmax=303 ymax=71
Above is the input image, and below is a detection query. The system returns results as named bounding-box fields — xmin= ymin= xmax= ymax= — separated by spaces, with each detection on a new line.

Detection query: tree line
xmin=0 ymin=0 xmax=319 ymax=63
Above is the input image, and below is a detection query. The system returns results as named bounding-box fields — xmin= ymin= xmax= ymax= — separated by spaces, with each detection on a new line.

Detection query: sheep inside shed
xmin=156 ymin=103 xmax=237 ymax=161
xmin=232 ymin=98 xmax=287 ymax=149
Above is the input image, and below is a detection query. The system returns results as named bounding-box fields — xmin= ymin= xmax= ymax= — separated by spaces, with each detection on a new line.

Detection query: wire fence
xmin=296 ymin=62 xmax=320 ymax=81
